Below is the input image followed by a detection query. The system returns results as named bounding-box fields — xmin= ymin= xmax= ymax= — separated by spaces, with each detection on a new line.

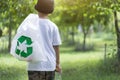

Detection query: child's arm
xmin=53 ymin=45 xmax=62 ymax=73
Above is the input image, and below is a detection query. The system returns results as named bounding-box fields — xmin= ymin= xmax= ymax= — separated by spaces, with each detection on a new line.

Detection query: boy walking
xmin=27 ymin=0 xmax=62 ymax=80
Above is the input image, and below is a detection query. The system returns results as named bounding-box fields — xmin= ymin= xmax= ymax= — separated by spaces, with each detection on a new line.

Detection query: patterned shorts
xmin=28 ymin=71 xmax=55 ymax=80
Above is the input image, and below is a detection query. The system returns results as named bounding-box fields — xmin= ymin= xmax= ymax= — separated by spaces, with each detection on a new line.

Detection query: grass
xmin=0 ymin=54 xmax=28 ymax=80
xmin=60 ymin=44 xmax=120 ymax=80
xmin=1 ymin=46 xmax=120 ymax=80
xmin=61 ymin=52 xmax=120 ymax=80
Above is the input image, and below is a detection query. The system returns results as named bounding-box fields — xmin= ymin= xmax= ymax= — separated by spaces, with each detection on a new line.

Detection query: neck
xmin=38 ymin=12 xmax=48 ymax=19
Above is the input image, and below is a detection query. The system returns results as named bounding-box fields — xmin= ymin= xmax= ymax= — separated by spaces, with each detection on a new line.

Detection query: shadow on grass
xmin=60 ymin=41 xmax=105 ymax=55
xmin=60 ymin=46 xmax=75 ymax=54
xmin=60 ymin=45 xmax=101 ymax=55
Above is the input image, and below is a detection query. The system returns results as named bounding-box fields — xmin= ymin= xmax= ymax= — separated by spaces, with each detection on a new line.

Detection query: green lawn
xmin=0 ymin=46 xmax=120 ymax=80
xmin=0 ymin=54 xmax=28 ymax=80
xmin=61 ymin=51 xmax=120 ymax=80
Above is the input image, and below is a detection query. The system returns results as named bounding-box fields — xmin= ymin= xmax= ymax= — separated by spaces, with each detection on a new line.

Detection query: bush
xmin=99 ymin=47 xmax=120 ymax=74
xmin=74 ymin=42 xmax=94 ymax=51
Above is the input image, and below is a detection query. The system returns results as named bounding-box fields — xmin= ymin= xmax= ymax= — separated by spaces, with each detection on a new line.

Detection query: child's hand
xmin=55 ymin=64 xmax=62 ymax=73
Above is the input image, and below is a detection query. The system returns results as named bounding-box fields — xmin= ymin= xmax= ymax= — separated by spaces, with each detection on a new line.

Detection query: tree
xmin=0 ymin=0 xmax=36 ymax=51
xmin=92 ymin=0 xmax=120 ymax=60
xmin=53 ymin=0 xmax=110 ymax=50
xmin=0 ymin=29 xmax=2 ymax=37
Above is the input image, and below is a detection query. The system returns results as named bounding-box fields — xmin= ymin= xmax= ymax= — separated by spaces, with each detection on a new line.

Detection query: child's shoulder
xmin=22 ymin=13 xmax=39 ymax=25
xmin=26 ymin=13 xmax=38 ymax=20
xmin=48 ymin=20 xmax=58 ymax=28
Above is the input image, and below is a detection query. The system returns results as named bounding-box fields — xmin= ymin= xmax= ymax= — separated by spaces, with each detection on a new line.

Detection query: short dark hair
xmin=35 ymin=0 xmax=54 ymax=14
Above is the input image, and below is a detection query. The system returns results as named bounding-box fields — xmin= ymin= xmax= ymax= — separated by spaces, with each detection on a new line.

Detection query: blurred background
xmin=0 ymin=0 xmax=120 ymax=80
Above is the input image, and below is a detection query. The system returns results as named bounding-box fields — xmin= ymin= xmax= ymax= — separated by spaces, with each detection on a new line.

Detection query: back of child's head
xmin=35 ymin=0 xmax=54 ymax=14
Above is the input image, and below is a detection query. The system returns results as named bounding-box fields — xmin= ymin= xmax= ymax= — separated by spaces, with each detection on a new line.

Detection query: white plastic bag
xmin=10 ymin=14 xmax=47 ymax=62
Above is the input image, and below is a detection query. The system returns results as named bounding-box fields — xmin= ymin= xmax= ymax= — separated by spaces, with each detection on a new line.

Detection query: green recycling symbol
xmin=15 ymin=35 xmax=33 ymax=58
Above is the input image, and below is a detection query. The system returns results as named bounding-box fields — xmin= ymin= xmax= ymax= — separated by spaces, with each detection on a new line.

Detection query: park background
xmin=0 ymin=0 xmax=120 ymax=80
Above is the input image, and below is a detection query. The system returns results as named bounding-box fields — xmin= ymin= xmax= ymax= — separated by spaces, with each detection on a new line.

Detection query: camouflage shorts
xmin=28 ymin=71 xmax=55 ymax=80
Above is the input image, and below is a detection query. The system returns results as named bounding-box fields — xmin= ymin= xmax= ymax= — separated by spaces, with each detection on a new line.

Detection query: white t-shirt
xmin=27 ymin=14 xmax=61 ymax=71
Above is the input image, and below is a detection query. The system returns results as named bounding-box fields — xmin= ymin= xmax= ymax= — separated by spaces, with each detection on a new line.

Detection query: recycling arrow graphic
xmin=15 ymin=35 xmax=33 ymax=58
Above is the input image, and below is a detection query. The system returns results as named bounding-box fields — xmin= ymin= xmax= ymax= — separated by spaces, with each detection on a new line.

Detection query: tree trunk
xmin=71 ymin=27 xmax=75 ymax=44
xmin=8 ymin=15 xmax=12 ymax=52
xmin=0 ymin=29 xmax=2 ymax=37
xmin=8 ymin=25 xmax=12 ymax=52
xmin=114 ymin=11 xmax=120 ymax=60
xmin=83 ymin=32 xmax=87 ymax=51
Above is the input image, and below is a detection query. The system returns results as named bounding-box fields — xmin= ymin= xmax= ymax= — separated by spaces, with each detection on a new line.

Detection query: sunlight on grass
xmin=61 ymin=52 xmax=103 ymax=62
xmin=1 ymin=46 xmax=120 ymax=80
xmin=0 ymin=54 xmax=28 ymax=80
xmin=60 ymin=52 xmax=120 ymax=80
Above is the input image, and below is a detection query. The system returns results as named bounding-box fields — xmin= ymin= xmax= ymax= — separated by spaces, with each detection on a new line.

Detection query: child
xmin=27 ymin=0 xmax=62 ymax=80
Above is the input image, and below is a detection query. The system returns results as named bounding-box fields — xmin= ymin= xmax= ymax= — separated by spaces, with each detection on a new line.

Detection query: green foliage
xmin=0 ymin=0 xmax=37 ymax=51
xmin=92 ymin=0 xmax=120 ymax=25
xmin=0 ymin=0 xmax=36 ymax=30
xmin=52 ymin=0 xmax=117 ymax=51
xmin=99 ymin=46 xmax=120 ymax=74
xmin=52 ymin=0 xmax=113 ymax=27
